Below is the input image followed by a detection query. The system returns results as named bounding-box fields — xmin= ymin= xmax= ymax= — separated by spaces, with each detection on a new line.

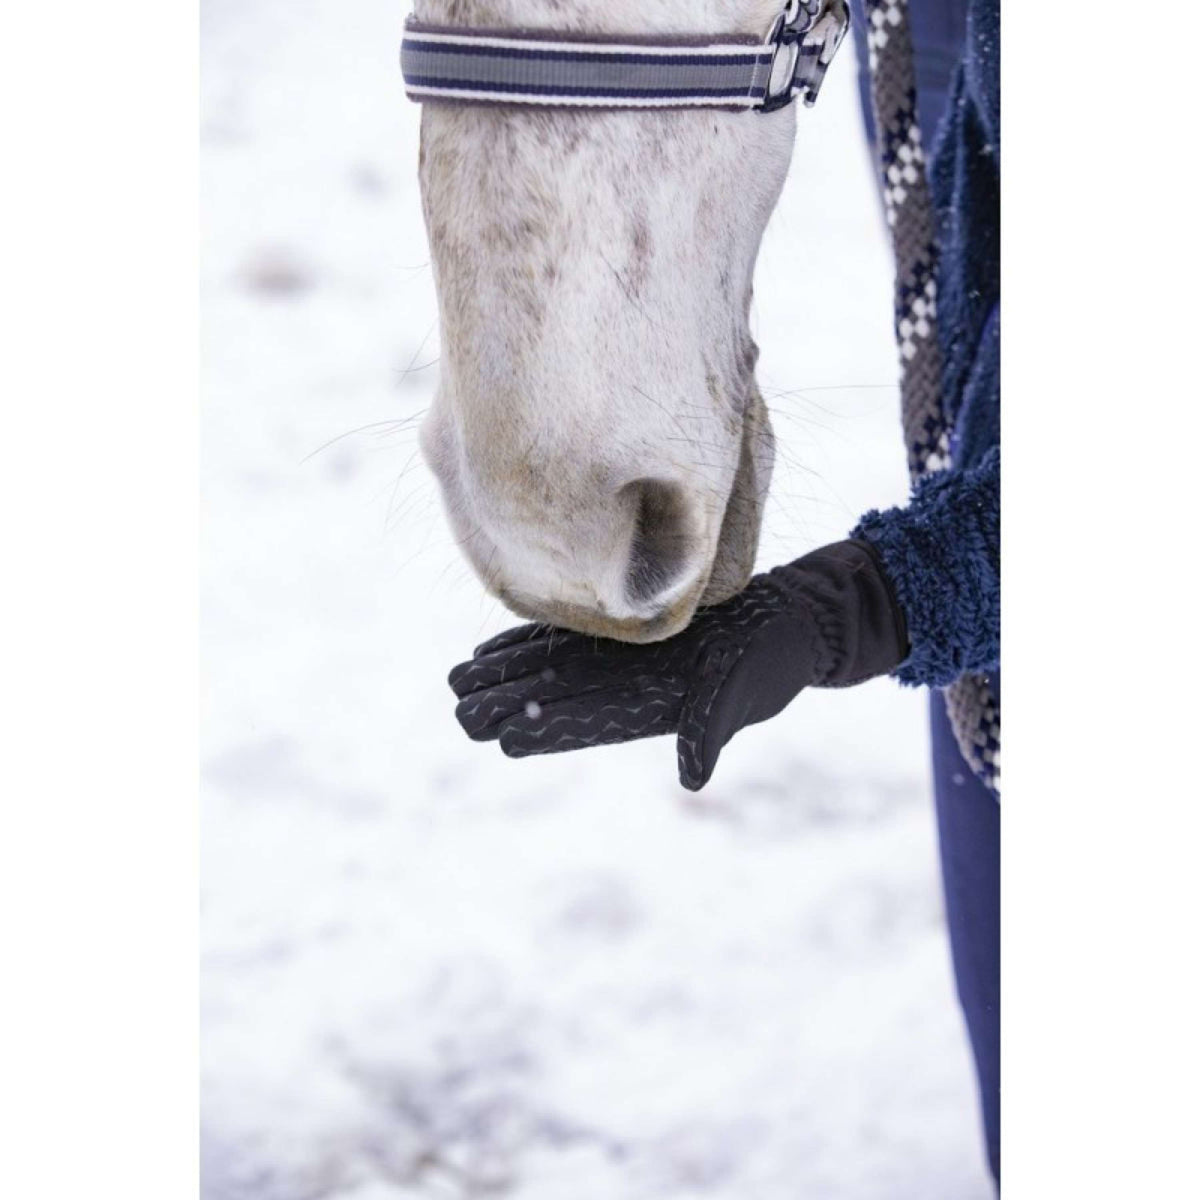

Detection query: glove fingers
xmin=454 ymin=661 xmax=642 ymax=742
xmin=472 ymin=622 xmax=550 ymax=659
xmin=449 ymin=626 xmax=636 ymax=699
xmin=448 ymin=628 xmax=571 ymax=698
xmin=449 ymin=651 xmax=532 ymax=700
xmin=498 ymin=685 xmax=681 ymax=759
xmin=455 ymin=674 xmax=542 ymax=742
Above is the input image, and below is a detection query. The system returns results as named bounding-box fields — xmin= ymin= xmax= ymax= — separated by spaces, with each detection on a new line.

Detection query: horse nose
xmin=620 ymin=478 xmax=700 ymax=609
xmin=478 ymin=473 xmax=712 ymax=641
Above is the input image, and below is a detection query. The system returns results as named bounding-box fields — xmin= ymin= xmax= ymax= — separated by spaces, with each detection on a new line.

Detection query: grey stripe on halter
xmin=400 ymin=1 xmax=849 ymax=112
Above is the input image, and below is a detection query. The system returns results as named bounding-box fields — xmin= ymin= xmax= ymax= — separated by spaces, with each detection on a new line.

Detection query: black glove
xmin=448 ymin=539 xmax=908 ymax=790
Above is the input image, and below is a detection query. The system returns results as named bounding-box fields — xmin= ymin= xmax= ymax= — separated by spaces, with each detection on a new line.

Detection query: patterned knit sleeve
xmin=851 ymin=445 xmax=999 ymax=688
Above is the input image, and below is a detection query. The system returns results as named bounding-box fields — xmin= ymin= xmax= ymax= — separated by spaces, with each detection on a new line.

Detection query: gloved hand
xmin=448 ymin=539 xmax=908 ymax=790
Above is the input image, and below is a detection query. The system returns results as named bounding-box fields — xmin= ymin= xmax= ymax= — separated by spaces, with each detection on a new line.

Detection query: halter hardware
xmin=762 ymin=0 xmax=850 ymax=113
xmin=399 ymin=1 xmax=849 ymax=113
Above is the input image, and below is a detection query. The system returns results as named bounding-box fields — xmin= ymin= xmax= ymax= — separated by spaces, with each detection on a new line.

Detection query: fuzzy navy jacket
xmin=850 ymin=0 xmax=1000 ymax=688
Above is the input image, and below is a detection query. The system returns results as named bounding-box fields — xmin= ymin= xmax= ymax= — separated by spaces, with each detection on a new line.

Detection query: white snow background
xmin=201 ymin=2 xmax=992 ymax=1196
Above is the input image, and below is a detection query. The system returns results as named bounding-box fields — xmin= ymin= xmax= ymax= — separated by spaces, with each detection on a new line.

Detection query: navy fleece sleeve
xmin=852 ymin=446 xmax=999 ymax=688
xmin=852 ymin=0 xmax=1000 ymax=691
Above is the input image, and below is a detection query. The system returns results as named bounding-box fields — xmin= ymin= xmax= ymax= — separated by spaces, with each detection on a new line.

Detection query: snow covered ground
xmin=200 ymin=2 xmax=992 ymax=1196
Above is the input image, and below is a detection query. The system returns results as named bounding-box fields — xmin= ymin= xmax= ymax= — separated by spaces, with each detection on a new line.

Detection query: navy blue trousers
xmin=930 ymin=690 xmax=1000 ymax=1185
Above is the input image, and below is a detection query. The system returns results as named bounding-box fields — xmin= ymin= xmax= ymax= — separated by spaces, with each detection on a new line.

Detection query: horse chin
xmin=699 ymin=388 xmax=775 ymax=607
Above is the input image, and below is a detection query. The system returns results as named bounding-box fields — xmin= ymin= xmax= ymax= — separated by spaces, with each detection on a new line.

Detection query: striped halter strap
xmin=400 ymin=1 xmax=849 ymax=113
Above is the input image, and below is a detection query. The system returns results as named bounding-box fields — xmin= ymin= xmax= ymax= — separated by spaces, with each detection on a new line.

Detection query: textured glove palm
xmin=448 ymin=539 xmax=908 ymax=790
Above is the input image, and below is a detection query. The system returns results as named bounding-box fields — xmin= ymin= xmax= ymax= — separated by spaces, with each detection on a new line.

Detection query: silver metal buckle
xmin=761 ymin=2 xmax=811 ymax=113
xmin=812 ymin=7 xmax=849 ymax=68
xmin=760 ymin=0 xmax=847 ymax=112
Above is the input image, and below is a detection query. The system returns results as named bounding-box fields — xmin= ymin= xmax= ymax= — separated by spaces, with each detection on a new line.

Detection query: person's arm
xmin=447 ymin=439 xmax=998 ymax=790
xmin=448 ymin=538 xmax=909 ymax=791
xmin=852 ymin=444 xmax=999 ymax=688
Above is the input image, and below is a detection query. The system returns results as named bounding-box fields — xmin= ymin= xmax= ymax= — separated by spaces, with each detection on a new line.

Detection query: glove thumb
xmin=674 ymin=642 xmax=745 ymax=791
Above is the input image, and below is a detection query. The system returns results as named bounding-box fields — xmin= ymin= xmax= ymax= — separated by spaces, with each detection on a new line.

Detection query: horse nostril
xmin=622 ymin=478 xmax=695 ymax=607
